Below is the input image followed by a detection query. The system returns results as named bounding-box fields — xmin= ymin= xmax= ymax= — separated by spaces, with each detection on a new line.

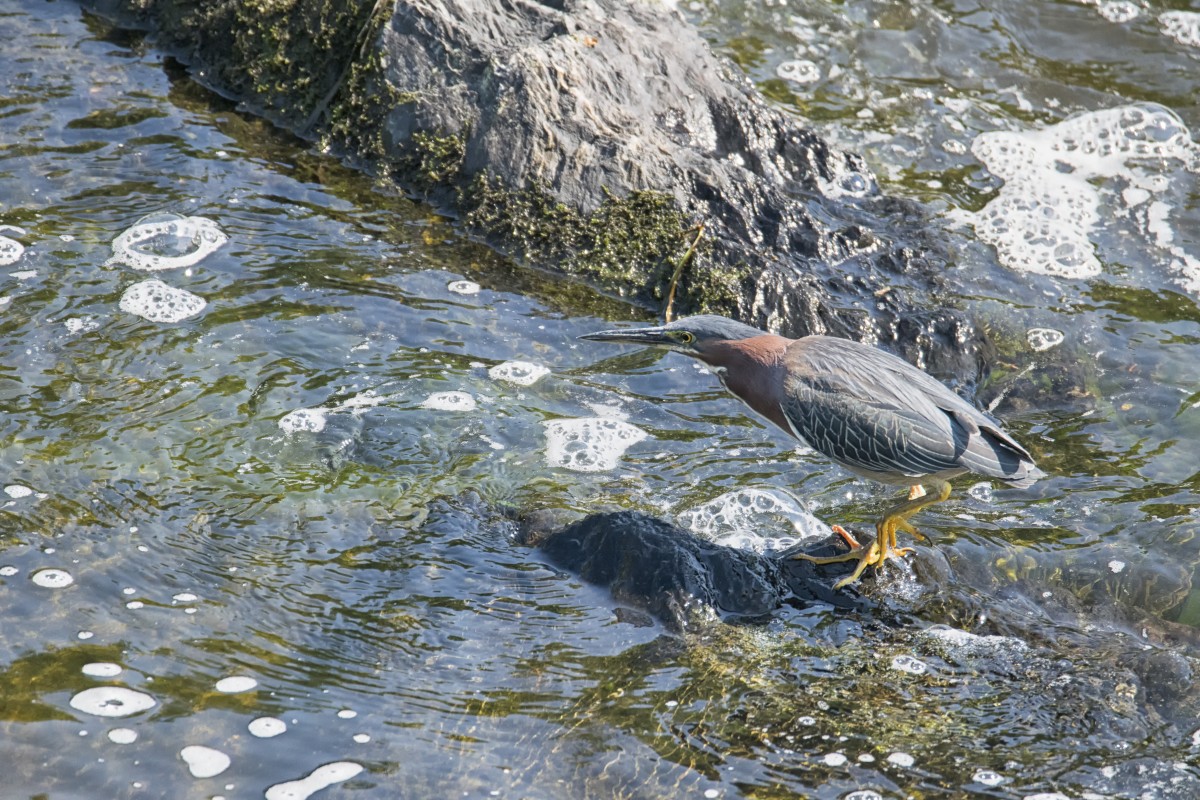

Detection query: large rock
xmin=81 ymin=0 xmax=990 ymax=384
xmin=519 ymin=510 xmax=868 ymax=631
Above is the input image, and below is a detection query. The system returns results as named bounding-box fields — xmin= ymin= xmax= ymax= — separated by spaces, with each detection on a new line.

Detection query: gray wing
xmin=780 ymin=337 xmax=1043 ymax=486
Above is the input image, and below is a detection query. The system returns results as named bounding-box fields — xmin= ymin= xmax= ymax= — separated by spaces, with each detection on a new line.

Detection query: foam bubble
xmin=352 ymin=733 xmax=370 ymax=743
xmin=215 ymin=676 xmax=257 ymax=693
xmin=0 ymin=566 xmax=17 ymax=576
xmin=968 ymin=103 xmax=1196 ymax=279
xmin=108 ymin=214 xmax=227 ymax=272
xmin=543 ymin=417 xmax=648 ymax=472
xmin=1097 ymin=2 xmax=1138 ymax=23
xmin=488 ymin=361 xmax=550 ymax=386
xmin=82 ymin=663 xmax=123 ymax=678
xmin=264 ymin=762 xmax=364 ymax=800
xmin=816 ymin=156 xmax=876 ymax=200
xmin=890 ymin=654 xmax=928 ymax=674
xmin=1026 ymin=327 xmax=1065 ymax=352
xmin=4 ymin=484 xmax=32 ymax=499
xmin=0 ymin=225 xmax=25 ymax=266
xmin=249 ymin=717 xmax=287 ymax=738
xmin=420 ymin=391 xmax=476 ymax=411
xmin=777 ymin=59 xmax=819 ymax=84
xmin=887 ymin=752 xmax=915 ymax=768
xmin=843 ymin=793 xmax=883 ymax=800
xmin=1161 ymin=11 xmax=1200 ymax=48
xmin=120 ymin=279 xmax=207 ymax=323
xmin=821 ymin=753 xmax=847 ymax=767
xmin=180 ymin=745 xmax=231 ymax=778
xmin=173 ymin=592 xmax=198 ymax=603
xmin=967 ymin=482 xmax=994 ymax=503
xmin=69 ymin=686 xmax=156 ymax=717
xmin=972 ymin=769 xmax=1005 ymax=786
xmin=279 ymin=407 xmax=328 ymax=434
xmin=447 ymin=280 xmax=480 ymax=295
xmin=31 ymin=568 xmax=74 ymax=588
xmin=336 ymin=709 xmax=357 ymax=719
xmin=108 ymin=728 xmax=138 ymax=744
xmin=677 ymin=488 xmax=828 ymax=551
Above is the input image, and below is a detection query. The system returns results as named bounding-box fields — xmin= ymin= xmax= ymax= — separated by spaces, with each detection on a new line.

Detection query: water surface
xmin=2 ymin=0 xmax=1200 ymax=797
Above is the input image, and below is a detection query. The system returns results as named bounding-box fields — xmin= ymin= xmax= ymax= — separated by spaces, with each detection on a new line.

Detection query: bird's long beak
xmin=578 ymin=325 xmax=671 ymax=346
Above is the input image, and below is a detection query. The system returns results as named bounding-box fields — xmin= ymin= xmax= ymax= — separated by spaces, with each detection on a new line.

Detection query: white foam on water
xmin=120 ymin=279 xmax=207 ymax=323
xmin=108 ymin=728 xmax=138 ymax=744
xmin=0 ymin=566 xmax=17 ymax=576
xmin=264 ymin=761 xmax=364 ymax=800
xmin=821 ymin=753 xmax=848 ymax=767
xmin=967 ymin=103 xmax=1197 ymax=281
xmin=420 ymin=391 xmax=477 ymax=411
xmin=488 ymin=360 xmax=550 ymax=386
xmin=677 ymin=488 xmax=828 ymax=552
xmin=108 ymin=213 xmax=227 ymax=272
xmin=0 ymin=225 xmax=25 ymax=266
xmin=973 ymin=769 xmax=1005 ymax=786
xmin=777 ymin=59 xmax=819 ymax=84
xmin=180 ymin=745 xmax=231 ymax=778
xmin=333 ymin=389 xmax=388 ymax=414
xmin=173 ymin=592 xmax=198 ymax=603
xmin=336 ymin=709 xmax=357 ymax=719
xmin=843 ymin=792 xmax=883 ymax=800
xmin=1161 ymin=11 xmax=1200 ymax=47
xmin=543 ymin=417 xmax=648 ymax=472
xmin=1097 ymin=1 xmax=1139 ymax=23
xmin=447 ymin=280 xmax=480 ymax=295
xmin=249 ymin=717 xmax=287 ymax=738
xmin=215 ymin=675 xmax=257 ymax=693
xmin=278 ymin=407 xmax=328 ymax=434
xmin=4 ymin=484 xmax=32 ymax=499
xmin=82 ymin=662 xmax=123 ymax=678
xmin=69 ymin=686 xmax=156 ymax=717
xmin=31 ymin=568 xmax=74 ymax=588
xmin=967 ymin=482 xmax=994 ymax=503
xmin=352 ymin=733 xmax=370 ymax=743
xmin=1145 ymin=199 xmax=1200 ymax=292
xmin=816 ymin=156 xmax=876 ymax=200
xmin=890 ymin=654 xmax=928 ymax=674
xmin=887 ymin=752 xmax=915 ymax=768
xmin=1026 ymin=327 xmax=1065 ymax=352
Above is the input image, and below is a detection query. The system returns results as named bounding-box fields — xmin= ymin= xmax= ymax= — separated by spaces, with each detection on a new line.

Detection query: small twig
xmin=664 ymin=221 xmax=705 ymax=323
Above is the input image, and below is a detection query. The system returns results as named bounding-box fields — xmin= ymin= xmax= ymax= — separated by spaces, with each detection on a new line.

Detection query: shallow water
xmin=1 ymin=0 xmax=1199 ymax=797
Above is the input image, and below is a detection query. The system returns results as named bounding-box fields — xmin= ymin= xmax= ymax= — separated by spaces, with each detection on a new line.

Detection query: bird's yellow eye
xmin=676 ymin=331 xmax=695 ymax=345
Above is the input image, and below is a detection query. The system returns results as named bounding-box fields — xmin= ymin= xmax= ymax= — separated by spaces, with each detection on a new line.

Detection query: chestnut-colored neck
xmin=700 ymin=335 xmax=792 ymax=434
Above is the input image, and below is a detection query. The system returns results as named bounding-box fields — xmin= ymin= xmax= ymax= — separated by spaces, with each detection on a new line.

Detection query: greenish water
xmin=1 ymin=0 xmax=1199 ymax=798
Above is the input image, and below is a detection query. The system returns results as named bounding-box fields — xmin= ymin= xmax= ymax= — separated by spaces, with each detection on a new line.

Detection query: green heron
xmin=580 ymin=315 xmax=1044 ymax=588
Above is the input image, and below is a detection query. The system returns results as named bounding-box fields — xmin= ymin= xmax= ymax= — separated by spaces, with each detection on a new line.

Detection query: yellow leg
xmin=794 ymin=480 xmax=953 ymax=588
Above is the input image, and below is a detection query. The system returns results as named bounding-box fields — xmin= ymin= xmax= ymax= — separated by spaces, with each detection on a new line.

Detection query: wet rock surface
xmin=80 ymin=0 xmax=992 ymax=386
xmin=520 ymin=510 xmax=869 ymax=630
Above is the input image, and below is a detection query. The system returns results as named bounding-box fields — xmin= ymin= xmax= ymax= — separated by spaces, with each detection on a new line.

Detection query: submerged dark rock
xmin=521 ymin=510 xmax=867 ymax=631
xmin=81 ymin=0 xmax=993 ymax=387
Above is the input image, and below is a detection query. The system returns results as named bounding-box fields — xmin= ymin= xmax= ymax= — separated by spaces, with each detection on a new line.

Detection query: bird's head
xmin=579 ymin=315 xmax=767 ymax=364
